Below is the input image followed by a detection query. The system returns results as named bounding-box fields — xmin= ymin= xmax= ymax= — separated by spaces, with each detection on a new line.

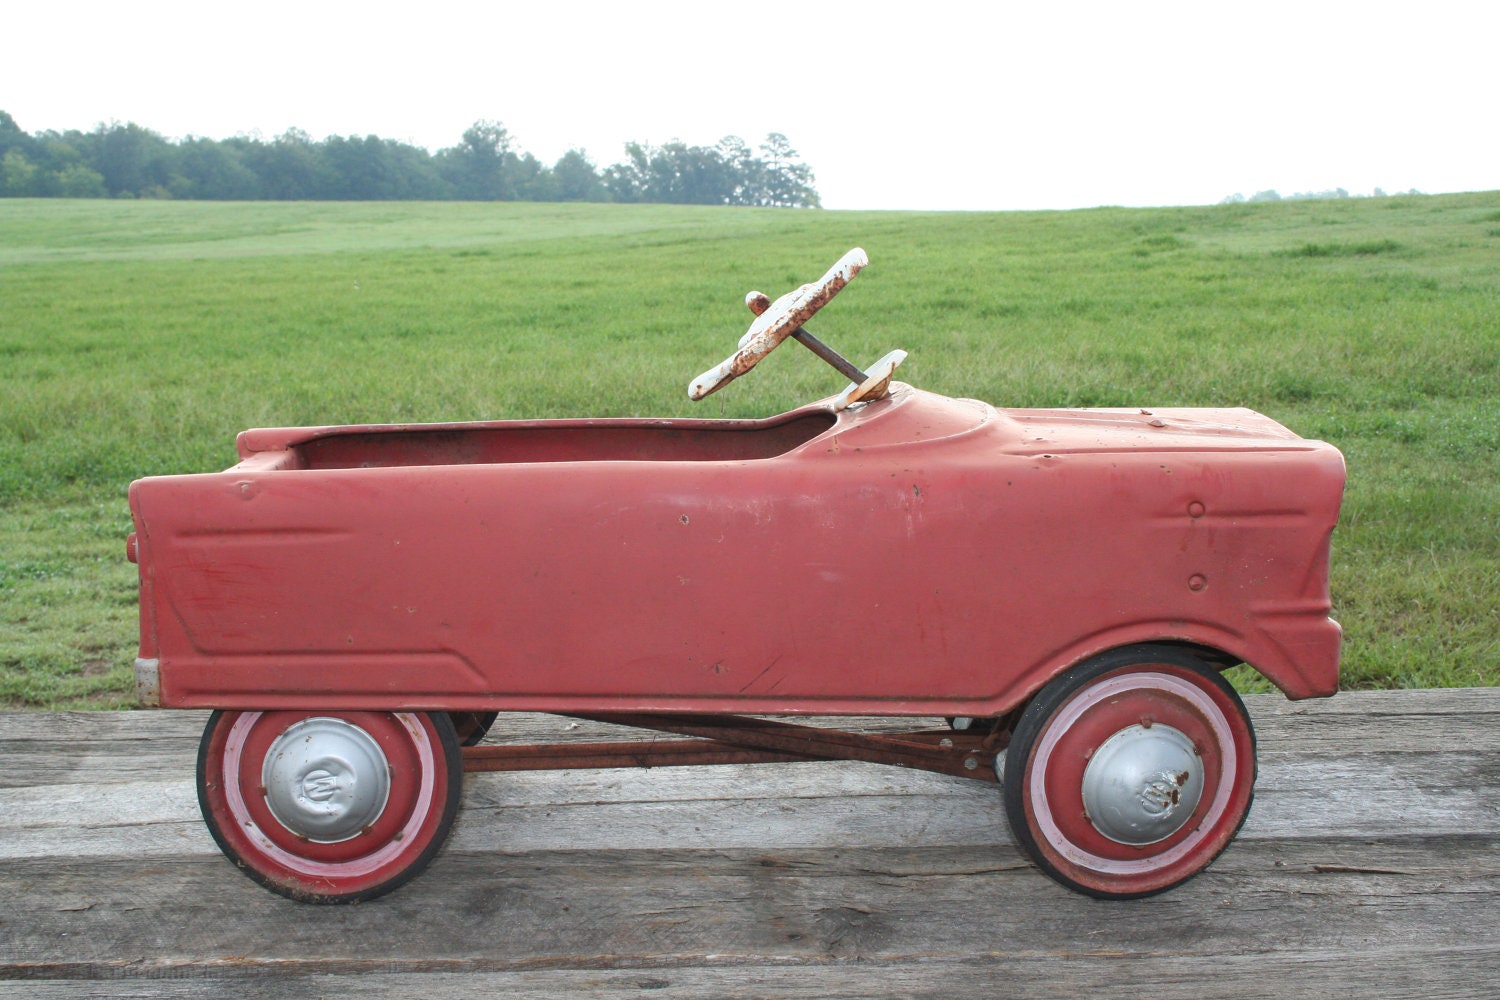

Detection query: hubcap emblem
xmin=262 ymin=718 xmax=391 ymax=843
xmin=301 ymin=768 xmax=343 ymax=802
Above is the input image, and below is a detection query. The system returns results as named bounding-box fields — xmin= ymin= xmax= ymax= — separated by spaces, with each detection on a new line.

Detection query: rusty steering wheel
xmin=689 ymin=248 xmax=901 ymax=407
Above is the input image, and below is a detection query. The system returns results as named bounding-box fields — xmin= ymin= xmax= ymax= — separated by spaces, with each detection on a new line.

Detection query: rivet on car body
xmin=1188 ymin=501 xmax=1206 ymax=518
xmin=1188 ymin=574 xmax=1208 ymax=591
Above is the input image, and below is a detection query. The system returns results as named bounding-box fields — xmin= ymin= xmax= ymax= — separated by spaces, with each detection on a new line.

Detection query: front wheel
xmin=197 ymin=709 xmax=463 ymax=903
xmin=1003 ymin=646 xmax=1256 ymax=899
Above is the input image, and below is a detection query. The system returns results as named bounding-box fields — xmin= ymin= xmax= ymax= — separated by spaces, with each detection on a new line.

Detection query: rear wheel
xmin=1003 ymin=646 xmax=1256 ymax=899
xmin=197 ymin=709 xmax=462 ymax=903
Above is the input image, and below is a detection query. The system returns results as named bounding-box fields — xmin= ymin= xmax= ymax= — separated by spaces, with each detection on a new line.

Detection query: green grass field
xmin=3 ymin=194 xmax=1498 ymax=708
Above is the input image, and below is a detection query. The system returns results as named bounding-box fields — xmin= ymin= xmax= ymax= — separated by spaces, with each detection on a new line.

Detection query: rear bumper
xmin=135 ymin=658 xmax=160 ymax=708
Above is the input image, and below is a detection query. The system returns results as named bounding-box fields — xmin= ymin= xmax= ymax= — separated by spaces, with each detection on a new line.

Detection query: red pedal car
xmin=127 ymin=249 xmax=1345 ymax=903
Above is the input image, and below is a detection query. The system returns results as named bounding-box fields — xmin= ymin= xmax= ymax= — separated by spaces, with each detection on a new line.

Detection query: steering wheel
xmin=688 ymin=248 xmax=869 ymax=401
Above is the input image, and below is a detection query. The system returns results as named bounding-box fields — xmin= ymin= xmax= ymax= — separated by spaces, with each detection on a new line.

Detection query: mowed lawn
xmin=2 ymin=194 xmax=1497 ymax=708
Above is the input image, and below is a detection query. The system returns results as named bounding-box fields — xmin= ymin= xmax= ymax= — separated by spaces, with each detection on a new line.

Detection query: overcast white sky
xmin=3 ymin=1 xmax=1494 ymax=210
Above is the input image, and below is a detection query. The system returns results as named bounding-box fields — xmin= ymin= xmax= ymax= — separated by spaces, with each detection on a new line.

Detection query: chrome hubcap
xmin=1081 ymin=723 xmax=1203 ymax=845
xmin=262 ymin=717 xmax=391 ymax=843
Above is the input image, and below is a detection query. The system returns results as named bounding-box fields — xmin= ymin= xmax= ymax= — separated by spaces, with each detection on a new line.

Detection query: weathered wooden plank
xmin=2 ymin=690 xmax=1498 ymax=997
xmin=5 ymin=690 xmax=1499 ymax=791
xmin=0 ymin=709 xmax=954 ymax=747
xmin=1 ymin=952 xmax=1497 ymax=1000
xmin=1254 ymin=687 xmax=1500 ymax=717
xmin=4 ymin=711 xmax=1500 ymax=863
xmin=0 ymin=710 xmax=955 ymax=789
xmin=3 ymin=839 xmax=1498 ymax=958
xmin=5 ymin=747 xmax=1496 ymax=863
xmin=1 ymin=686 xmax=1494 ymax=744
xmin=0 ymin=840 xmax=1496 ymax=986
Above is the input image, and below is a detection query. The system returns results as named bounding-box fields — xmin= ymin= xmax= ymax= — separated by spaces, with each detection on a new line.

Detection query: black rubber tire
xmin=197 ymin=709 xmax=464 ymax=904
xmin=1002 ymin=645 xmax=1257 ymax=900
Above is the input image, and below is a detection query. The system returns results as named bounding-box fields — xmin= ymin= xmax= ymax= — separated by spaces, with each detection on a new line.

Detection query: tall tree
xmin=0 ymin=110 xmax=36 ymax=161
xmin=89 ymin=121 xmax=175 ymax=197
xmin=757 ymin=133 xmax=820 ymax=209
xmin=553 ymin=149 xmax=606 ymax=201
xmin=439 ymin=120 xmax=519 ymax=200
xmin=240 ymin=129 xmax=340 ymax=199
xmin=1 ymin=150 xmax=42 ymax=196
xmin=172 ymin=137 xmax=261 ymax=199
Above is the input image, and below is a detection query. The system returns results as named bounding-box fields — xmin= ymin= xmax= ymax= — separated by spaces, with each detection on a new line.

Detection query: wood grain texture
xmin=2 ymin=690 xmax=1498 ymax=997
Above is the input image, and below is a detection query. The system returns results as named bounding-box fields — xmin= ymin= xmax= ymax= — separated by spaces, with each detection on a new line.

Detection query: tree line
xmin=0 ymin=112 xmax=821 ymax=207
xmin=1221 ymin=187 xmax=1422 ymax=204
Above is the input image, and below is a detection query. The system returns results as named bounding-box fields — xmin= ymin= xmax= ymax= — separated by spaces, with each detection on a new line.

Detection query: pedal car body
xmin=127 ymin=249 xmax=1345 ymax=903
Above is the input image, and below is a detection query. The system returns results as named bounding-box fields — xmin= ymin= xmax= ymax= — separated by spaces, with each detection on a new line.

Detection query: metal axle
xmin=460 ymin=712 xmax=1007 ymax=783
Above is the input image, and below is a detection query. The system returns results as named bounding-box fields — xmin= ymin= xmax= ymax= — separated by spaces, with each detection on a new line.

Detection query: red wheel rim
xmin=1022 ymin=665 xmax=1254 ymax=895
xmin=201 ymin=710 xmax=455 ymax=899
